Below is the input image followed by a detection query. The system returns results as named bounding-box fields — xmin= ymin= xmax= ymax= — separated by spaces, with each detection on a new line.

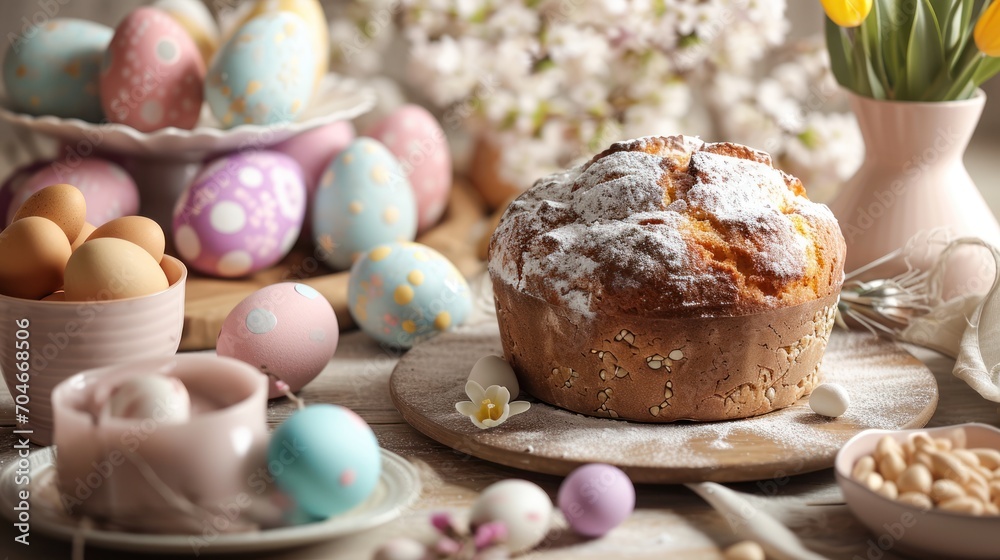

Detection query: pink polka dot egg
xmin=217 ymin=282 xmax=338 ymax=399
xmin=172 ymin=150 xmax=306 ymax=278
xmin=100 ymin=7 xmax=205 ymax=132
xmin=348 ymin=242 xmax=471 ymax=348
xmin=267 ymin=404 xmax=380 ymax=518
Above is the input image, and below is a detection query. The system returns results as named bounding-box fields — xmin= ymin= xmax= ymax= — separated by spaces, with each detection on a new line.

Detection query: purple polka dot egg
xmin=348 ymin=242 xmax=471 ymax=348
xmin=173 ymin=150 xmax=306 ymax=278
xmin=216 ymin=282 xmax=338 ymax=399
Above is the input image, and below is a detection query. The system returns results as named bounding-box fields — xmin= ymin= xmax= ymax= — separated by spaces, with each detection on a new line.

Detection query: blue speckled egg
xmin=348 ymin=242 xmax=471 ymax=348
xmin=313 ymin=138 xmax=417 ymax=271
xmin=268 ymin=404 xmax=381 ymax=519
xmin=205 ymin=12 xmax=314 ymax=127
xmin=3 ymin=19 xmax=111 ymax=121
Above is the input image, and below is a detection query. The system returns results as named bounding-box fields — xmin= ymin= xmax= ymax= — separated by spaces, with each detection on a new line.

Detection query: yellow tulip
xmin=976 ymin=0 xmax=1000 ymax=57
xmin=820 ymin=0 xmax=873 ymax=28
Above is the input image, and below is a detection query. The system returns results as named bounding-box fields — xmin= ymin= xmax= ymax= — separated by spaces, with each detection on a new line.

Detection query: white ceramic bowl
xmin=835 ymin=423 xmax=1000 ymax=559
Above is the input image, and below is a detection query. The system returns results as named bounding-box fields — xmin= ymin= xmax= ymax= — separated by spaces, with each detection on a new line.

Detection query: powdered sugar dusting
xmin=392 ymin=322 xmax=938 ymax=479
xmin=488 ymin=135 xmax=842 ymax=317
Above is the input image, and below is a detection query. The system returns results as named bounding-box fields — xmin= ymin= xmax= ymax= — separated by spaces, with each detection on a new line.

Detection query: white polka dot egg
xmin=348 ymin=242 xmax=471 ymax=348
xmin=172 ymin=150 xmax=306 ymax=278
xmin=100 ymin=7 xmax=204 ymax=131
xmin=312 ymin=138 xmax=417 ymax=271
xmin=217 ymin=283 xmax=338 ymax=399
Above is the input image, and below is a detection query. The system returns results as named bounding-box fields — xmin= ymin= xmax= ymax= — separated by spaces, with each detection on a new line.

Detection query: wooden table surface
xmin=0 ymin=308 xmax=997 ymax=560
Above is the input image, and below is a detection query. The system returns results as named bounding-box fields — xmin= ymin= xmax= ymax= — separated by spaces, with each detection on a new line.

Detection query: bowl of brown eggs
xmin=836 ymin=423 xmax=1000 ymax=560
xmin=0 ymin=184 xmax=186 ymax=445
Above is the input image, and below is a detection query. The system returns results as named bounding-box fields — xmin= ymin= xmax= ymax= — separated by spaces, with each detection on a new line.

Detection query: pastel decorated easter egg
xmin=5 ymin=158 xmax=139 ymax=228
xmin=2 ymin=19 xmax=112 ymax=122
xmin=103 ymin=374 xmax=191 ymax=424
xmin=154 ymin=0 xmax=220 ymax=64
xmin=470 ymin=480 xmax=553 ymax=553
xmin=367 ymin=105 xmax=452 ymax=232
xmin=313 ymin=138 xmax=417 ymax=271
xmin=172 ymin=151 xmax=306 ymax=278
xmin=268 ymin=405 xmax=381 ymax=518
xmin=347 ymin=242 xmax=471 ymax=348
xmin=100 ymin=8 xmax=205 ymax=131
xmin=206 ymin=13 xmax=315 ymax=127
xmin=237 ymin=0 xmax=329 ymax=86
xmin=557 ymin=464 xmax=635 ymax=537
xmin=217 ymin=282 xmax=338 ymax=398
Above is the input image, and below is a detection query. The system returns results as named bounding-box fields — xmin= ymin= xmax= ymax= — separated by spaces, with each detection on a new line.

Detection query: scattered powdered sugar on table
xmin=392 ymin=322 xmax=938 ymax=480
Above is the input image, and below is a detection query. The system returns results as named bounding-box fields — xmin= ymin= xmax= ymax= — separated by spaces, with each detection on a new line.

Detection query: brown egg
xmin=12 ymin=184 xmax=86 ymax=242
xmin=71 ymin=222 xmax=97 ymax=252
xmin=64 ymin=238 xmax=168 ymax=301
xmin=0 ymin=216 xmax=72 ymax=299
xmin=88 ymin=216 xmax=166 ymax=262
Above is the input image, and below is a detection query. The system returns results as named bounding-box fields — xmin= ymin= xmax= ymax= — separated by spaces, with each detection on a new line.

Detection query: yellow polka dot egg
xmin=348 ymin=242 xmax=471 ymax=348
xmin=313 ymin=138 xmax=417 ymax=271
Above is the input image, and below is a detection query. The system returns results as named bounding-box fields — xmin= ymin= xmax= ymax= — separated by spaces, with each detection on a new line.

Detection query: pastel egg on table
xmin=100 ymin=7 xmax=205 ymax=132
xmin=4 ymin=158 xmax=138 ymax=227
xmin=216 ymin=282 xmax=339 ymax=399
xmin=348 ymin=242 xmax=472 ymax=348
xmin=367 ymin=104 xmax=452 ymax=233
xmin=2 ymin=18 xmax=111 ymax=122
xmin=312 ymin=138 xmax=417 ymax=271
xmin=205 ymin=12 xmax=315 ymax=127
xmin=172 ymin=151 xmax=306 ymax=278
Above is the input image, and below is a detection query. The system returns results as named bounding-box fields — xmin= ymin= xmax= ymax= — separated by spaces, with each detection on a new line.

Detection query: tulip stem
xmin=943 ymin=53 xmax=985 ymax=100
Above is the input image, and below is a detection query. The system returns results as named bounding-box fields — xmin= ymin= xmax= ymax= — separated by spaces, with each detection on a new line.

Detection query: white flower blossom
xmin=455 ymin=380 xmax=530 ymax=429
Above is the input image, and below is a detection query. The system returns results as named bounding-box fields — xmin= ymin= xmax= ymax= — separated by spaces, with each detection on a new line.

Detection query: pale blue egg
xmin=205 ymin=12 xmax=314 ymax=127
xmin=3 ymin=19 xmax=111 ymax=121
xmin=347 ymin=242 xmax=471 ymax=348
xmin=268 ymin=404 xmax=381 ymax=519
xmin=313 ymin=138 xmax=417 ymax=271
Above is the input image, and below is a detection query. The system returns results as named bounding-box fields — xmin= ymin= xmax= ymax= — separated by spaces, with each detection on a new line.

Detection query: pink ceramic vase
xmin=828 ymin=90 xmax=1000 ymax=298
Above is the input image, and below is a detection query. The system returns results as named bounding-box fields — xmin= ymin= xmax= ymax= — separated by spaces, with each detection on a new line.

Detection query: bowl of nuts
xmin=835 ymin=423 xmax=1000 ymax=559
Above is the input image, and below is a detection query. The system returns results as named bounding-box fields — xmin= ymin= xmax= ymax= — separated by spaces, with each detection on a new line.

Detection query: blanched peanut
xmin=952 ymin=449 xmax=981 ymax=469
xmin=876 ymin=436 xmax=904 ymax=460
xmin=986 ymin=502 xmax=999 ymax=515
xmin=853 ymin=456 xmax=876 ymax=481
xmin=897 ymin=492 xmax=933 ymax=511
xmin=722 ymin=540 xmax=765 ymax=560
xmin=973 ymin=448 xmax=1000 ymax=470
xmin=928 ymin=450 xmax=970 ymax=484
xmin=965 ymin=481 xmax=990 ymax=504
xmin=930 ymin=479 xmax=965 ymax=504
xmin=876 ymin=480 xmax=898 ymax=500
xmin=913 ymin=451 xmax=934 ymax=471
xmin=897 ymin=464 xmax=933 ymax=495
xmin=935 ymin=438 xmax=954 ymax=452
xmin=974 ymin=465 xmax=995 ymax=482
xmin=902 ymin=441 xmax=916 ymax=462
xmin=864 ymin=472 xmax=885 ymax=492
xmin=939 ymin=497 xmax=985 ymax=515
xmin=989 ymin=480 xmax=1000 ymax=498
xmin=877 ymin=452 xmax=907 ymax=482
xmin=911 ymin=432 xmax=935 ymax=452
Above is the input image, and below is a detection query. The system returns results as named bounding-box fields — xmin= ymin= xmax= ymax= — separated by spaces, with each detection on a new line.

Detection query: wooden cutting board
xmin=180 ymin=180 xmax=488 ymax=350
xmin=390 ymin=322 xmax=939 ymax=484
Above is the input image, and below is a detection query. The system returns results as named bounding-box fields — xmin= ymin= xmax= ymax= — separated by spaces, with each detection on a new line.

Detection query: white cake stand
xmin=0 ymin=75 xmax=375 ymax=228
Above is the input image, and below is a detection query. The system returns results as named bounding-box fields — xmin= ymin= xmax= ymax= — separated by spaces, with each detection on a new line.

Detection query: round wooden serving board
xmin=179 ymin=180 xmax=487 ymax=350
xmin=390 ymin=322 xmax=939 ymax=484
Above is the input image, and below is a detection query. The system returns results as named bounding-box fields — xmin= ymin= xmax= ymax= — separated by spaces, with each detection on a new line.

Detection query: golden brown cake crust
xmin=488 ymin=135 xmax=846 ymax=318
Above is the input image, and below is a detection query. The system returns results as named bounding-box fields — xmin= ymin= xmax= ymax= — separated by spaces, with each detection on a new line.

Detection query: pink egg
xmin=366 ymin=105 xmax=451 ymax=232
xmin=557 ymin=464 xmax=635 ymax=538
xmin=216 ymin=282 xmax=339 ymax=399
xmin=100 ymin=7 xmax=205 ymax=132
xmin=5 ymin=158 xmax=139 ymax=227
